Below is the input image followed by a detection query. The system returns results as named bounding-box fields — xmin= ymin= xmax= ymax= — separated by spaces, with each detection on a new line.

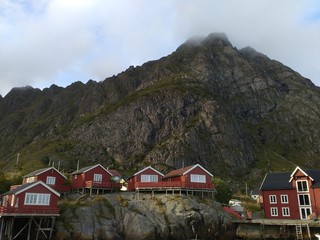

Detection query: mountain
xmin=1 ymin=33 xmax=320 ymax=189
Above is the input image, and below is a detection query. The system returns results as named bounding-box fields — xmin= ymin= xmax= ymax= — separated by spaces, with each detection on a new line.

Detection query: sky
xmin=0 ymin=0 xmax=319 ymax=97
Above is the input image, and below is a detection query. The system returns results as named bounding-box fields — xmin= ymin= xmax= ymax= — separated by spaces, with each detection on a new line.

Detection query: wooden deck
xmin=234 ymin=218 xmax=320 ymax=226
xmin=134 ymin=181 xmax=214 ymax=190
xmin=234 ymin=218 xmax=320 ymax=239
xmin=0 ymin=206 xmax=59 ymax=216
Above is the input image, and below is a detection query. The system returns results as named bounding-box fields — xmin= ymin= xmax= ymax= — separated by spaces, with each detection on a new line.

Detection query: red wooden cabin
xmin=22 ymin=167 xmax=69 ymax=192
xmin=260 ymin=166 xmax=320 ymax=220
xmin=127 ymin=166 xmax=164 ymax=191
xmin=162 ymin=164 xmax=214 ymax=189
xmin=0 ymin=181 xmax=60 ymax=216
xmin=71 ymin=164 xmax=121 ymax=191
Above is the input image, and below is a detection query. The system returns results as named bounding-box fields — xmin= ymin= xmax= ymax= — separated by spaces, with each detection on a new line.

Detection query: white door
xmin=300 ymin=207 xmax=312 ymax=220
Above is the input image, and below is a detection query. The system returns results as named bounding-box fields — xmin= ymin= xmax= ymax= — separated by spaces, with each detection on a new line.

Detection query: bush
xmin=213 ymin=177 xmax=232 ymax=204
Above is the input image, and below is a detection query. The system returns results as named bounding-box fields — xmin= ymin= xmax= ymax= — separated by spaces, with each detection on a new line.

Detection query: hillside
xmin=1 ymin=33 xmax=320 ymax=189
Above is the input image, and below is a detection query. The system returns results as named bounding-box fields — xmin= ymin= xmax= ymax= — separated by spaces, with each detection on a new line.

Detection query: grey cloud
xmin=0 ymin=0 xmax=319 ymax=96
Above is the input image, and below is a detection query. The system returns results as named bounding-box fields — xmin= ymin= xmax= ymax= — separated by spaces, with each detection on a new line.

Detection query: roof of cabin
xmin=71 ymin=164 xmax=116 ymax=176
xmin=108 ymin=169 xmax=121 ymax=177
xmin=306 ymin=169 xmax=320 ymax=188
xmin=163 ymin=165 xmax=194 ymax=179
xmin=260 ymin=172 xmax=292 ymax=190
xmin=133 ymin=166 xmax=164 ymax=177
xmin=163 ymin=164 xmax=213 ymax=179
xmin=23 ymin=167 xmax=66 ymax=179
xmin=261 ymin=167 xmax=320 ymax=191
xmin=1 ymin=181 xmax=60 ymax=197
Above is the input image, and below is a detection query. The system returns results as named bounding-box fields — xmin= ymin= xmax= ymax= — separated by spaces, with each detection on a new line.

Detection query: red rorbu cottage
xmin=127 ymin=164 xmax=215 ymax=197
xmin=127 ymin=166 xmax=164 ymax=191
xmin=0 ymin=181 xmax=60 ymax=240
xmin=71 ymin=164 xmax=121 ymax=194
xmin=22 ymin=167 xmax=69 ymax=192
xmin=260 ymin=166 xmax=320 ymax=220
xmin=162 ymin=164 xmax=214 ymax=190
xmin=0 ymin=181 xmax=60 ymax=216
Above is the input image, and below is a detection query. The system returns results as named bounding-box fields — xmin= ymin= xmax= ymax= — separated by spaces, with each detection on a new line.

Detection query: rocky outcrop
xmin=55 ymin=193 xmax=236 ymax=240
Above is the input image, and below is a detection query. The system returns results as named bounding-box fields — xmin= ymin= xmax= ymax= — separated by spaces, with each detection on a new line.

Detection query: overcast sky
xmin=0 ymin=0 xmax=319 ymax=97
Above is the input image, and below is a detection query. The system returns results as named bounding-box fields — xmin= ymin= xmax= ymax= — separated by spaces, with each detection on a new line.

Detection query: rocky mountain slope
xmin=1 ymin=33 xmax=320 ymax=188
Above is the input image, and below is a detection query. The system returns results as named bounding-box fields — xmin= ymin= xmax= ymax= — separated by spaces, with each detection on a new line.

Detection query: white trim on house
xmin=134 ymin=166 xmax=164 ymax=177
xmin=73 ymin=164 xmax=114 ymax=176
xmin=14 ymin=181 xmax=61 ymax=197
xmin=289 ymin=166 xmax=314 ymax=182
xmin=183 ymin=164 xmax=213 ymax=177
xmin=23 ymin=167 xmax=67 ymax=179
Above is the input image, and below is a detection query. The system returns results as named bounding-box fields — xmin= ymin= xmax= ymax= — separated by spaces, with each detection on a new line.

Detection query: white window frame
xmin=46 ymin=176 xmax=56 ymax=185
xmin=298 ymin=194 xmax=311 ymax=206
xmin=141 ymin=174 xmax=158 ymax=182
xmin=24 ymin=193 xmax=50 ymax=206
xmin=280 ymin=194 xmax=289 ymax=204
xmin=282 ymin=207 xmax=290 ymax=216
xmin=26 ymin=177 xmax=35 ymax=183
xmin=11 ymin=195 xmax=15 ymax=207
xmin=269 ymin=195 xmax=277 ymax=204
xmin=190 ymin=174 xmax=206 ymax=183
xmin=296 ymin=180 xmax=309 ymax=192
xmin=93 ymin=174 xmax=102 ymax=182
xmin=270 ymin=207 xmax=278 ymax=216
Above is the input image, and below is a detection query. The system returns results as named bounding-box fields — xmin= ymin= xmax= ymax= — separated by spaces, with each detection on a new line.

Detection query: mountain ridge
xmin=1 ymin=33 xmax=319 ymax=190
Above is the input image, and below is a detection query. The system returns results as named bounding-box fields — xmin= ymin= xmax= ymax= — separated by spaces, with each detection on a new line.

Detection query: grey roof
xmin=306 ymin=169 xmax=320 ymax=188
xmin=23 ymin=167 xmax=66 ymax=179
xmin=71 ymin=165 xmax=93 ymax=175
xmin=260 ymin=172 xmax=292 ymax=190
xmin=71 ymin=164 xmax=113 ymax=176
xmin=23 ymin=167 xmax=52 ymax=178
xmin=2 ymin=182 xmax=34 ymax=195
xmin=1 ymin=181 xmax=60 ymax=197
xmin=260 ymin=168 xmax=320 ymax=191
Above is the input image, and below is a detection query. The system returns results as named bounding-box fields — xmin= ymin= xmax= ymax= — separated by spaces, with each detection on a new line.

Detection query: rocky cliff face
xmin=1 ymin=33 xmax=320 ymax=186
xmin=55 ymin=193 xmax=235 ymax=240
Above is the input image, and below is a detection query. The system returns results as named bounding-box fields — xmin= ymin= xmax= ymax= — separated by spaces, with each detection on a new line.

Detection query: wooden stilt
xmin=49 ymin=217 xmax=55 ymax=240
xmin=0 ymin=217 xmax=4 ymax=240
xmin=35 ymin=217 xmax=43 ymax=240
xmin=27 ymin=216 xmax=33 ymax=240
xmin=9 ymin=217 xmax=14 ymax=240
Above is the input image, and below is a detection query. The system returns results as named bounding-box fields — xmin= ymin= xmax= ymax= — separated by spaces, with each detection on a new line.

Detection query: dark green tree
xmin=213 ymin=177 xmax=232 ymax=204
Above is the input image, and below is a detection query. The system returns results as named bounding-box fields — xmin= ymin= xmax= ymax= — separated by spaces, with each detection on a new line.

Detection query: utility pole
xmin=16 ymin=153 xmax=20 ymax=166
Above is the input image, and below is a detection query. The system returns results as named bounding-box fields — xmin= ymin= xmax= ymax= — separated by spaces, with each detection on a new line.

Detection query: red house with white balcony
xmin=162 ymin=164 xmax=214 ymax=190
xmin=0 ymin=181 xmax=60 ymax=216
xmin=127 ymin=164 xmax=214 ymax=194
xmin=127 ymin=166 xmax=164 ymax=191
xmin=22 ymin=167 xmax=69 ymax=192
xmin=260 ymin=166 xmax=320 ymax=220
xmin=71 ymin=164 xmax=121 ymax=194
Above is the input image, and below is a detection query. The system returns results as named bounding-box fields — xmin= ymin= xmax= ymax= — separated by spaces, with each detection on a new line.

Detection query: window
xmin=282 ymin=207 xmax=290 ymax=216
xmin=15 ymin=197 xmax=19 ymax=208
xmin=297 ymin=180 xmax=308 ymax=192
xmin=11 ymin=195 xmax=15 ymax=207
xmin=46 ymin=176 xmax=56 ymax=185
xmin=24 ymin=193 xmax=50 ymax=205
xmin=269 ymin=195 xmax=277 ymax=204
xmin=26 ymin=177 xmax=35 ymax=183
xmin=270 ymin=207 xmax=278 ymax=216
xmin=190 ymin=174 xmax=206 ymax=183
xmin=298 ymin=194 xmax=310 ymax=206
xmin=2 ymin=196 xmax=8 ymax=207
xmin=281 ymin=195 xmax=288 ymax=204
xmin=141 ymin=174 xmax=158 ymax=182
xmin=93 ymin=174 xmax=102 ymax=182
